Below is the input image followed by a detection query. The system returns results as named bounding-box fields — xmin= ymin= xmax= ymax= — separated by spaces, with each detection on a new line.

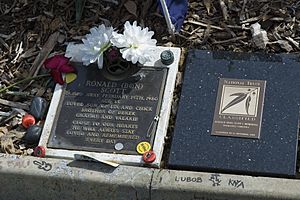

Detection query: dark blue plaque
xmin=168 ymin=50 xmax=300 ymax=177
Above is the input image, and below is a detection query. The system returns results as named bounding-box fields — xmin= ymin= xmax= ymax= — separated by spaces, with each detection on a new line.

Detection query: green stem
xmin=0 ymin=74 xmax=50 ymax=94
xmin=75 ymin=0 xmax=86 ymax=24
xmin=100 ymin=42 xmax=112 ymax=55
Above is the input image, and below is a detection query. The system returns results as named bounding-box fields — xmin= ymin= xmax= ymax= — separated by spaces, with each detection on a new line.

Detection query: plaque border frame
xmin=38 ymin=47 xmax=181 ymax=167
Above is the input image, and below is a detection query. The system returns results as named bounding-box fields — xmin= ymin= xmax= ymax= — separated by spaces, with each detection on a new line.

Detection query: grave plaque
xmin=39 ymin=46 xmax=181 ymax=166
xmin=169 ymin=50 xmax=300 ymax=177
xmin=48 ymin=65 xmax=167 ymax=154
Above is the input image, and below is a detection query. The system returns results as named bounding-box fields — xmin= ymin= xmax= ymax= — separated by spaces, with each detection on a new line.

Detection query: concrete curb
xmin=151 ymin=169 xmax=300 ymax=200
xmin=0 ymin=153 xmax=300 ymax=200
xmin=0 ymin=154 xmax=153 ymax=200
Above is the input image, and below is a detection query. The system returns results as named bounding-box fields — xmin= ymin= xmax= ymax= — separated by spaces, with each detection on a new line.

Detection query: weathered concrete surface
xmin=1 ymin=153 xmax=300 ymax=200
xmin=0 ymin=154 xmax=152 ymax=200
xmin=151 ymin=169 xmax=300 ymax=200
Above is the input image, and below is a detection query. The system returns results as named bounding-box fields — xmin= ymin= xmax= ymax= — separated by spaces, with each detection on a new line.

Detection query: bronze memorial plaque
xmin=48 ymin=65 xmax=167 ymax=154
xmin=212 ymin=78 xmax=266 ymax=139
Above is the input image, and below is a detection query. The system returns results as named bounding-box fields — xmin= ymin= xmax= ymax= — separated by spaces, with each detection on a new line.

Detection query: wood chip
xmin=0 ymin=98 xmax=29 ymax=110
xmin=219 ymin=0 xmax=229 ymax=21
xmin=124 ymin=0 xmax=137 ymax=17
xmin=28 ymin=31 xmax=60 ymax=77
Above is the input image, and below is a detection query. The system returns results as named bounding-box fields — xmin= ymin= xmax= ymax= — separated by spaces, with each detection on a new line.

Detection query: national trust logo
xmin=219 ymin=85 xmax=260 ymax=117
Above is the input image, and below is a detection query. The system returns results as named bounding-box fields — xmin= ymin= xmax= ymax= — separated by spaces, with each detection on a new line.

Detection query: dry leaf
xmin=0 ymin=127 xmax=8 ymax=136
xmin=285 ymin=37 xmax=299 ymax=49
xmin=0 ymin=136 xmax=15 ymax=154
xmin=20 ymin=47 xmax=38 ymax=59
xmin=49 ymin=18 xmax=62 ymax=31
xmin=276 ymin=40 xmax=293 ymax=52
xmin=124 ymin=1 xmax=137 ymax=17
xmin=203 ymin=0 xmax=211 ymax=14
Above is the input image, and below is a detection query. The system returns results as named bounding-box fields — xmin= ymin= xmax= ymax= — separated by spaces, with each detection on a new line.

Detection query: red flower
xmin=44 ymin=55 xmax=76 ymax=85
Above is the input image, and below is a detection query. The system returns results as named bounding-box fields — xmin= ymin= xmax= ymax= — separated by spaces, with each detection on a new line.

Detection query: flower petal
xmin=97 ymin=55 xmax=104 ymax=69
xmin=59 ymin=64 xmax=76 ymax=73
xmin=65 ymin=43 xmax=84 ymax=62
xmin=50 ymin=70 xmax=64 ymax=85
xmin=111 ymin=32 xmax=128 ymax=48
xmin=113 ymin=21 xmax=157 ymax=65
xmin=44 ymin=55 xmax=69 ymax=69
xmin=72 ymin=24 xmax=113 ymax=67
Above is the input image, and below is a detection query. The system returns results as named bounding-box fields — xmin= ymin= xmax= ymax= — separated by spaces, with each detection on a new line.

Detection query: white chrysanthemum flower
xmin=65 ymin=42 xmax=84 ymax=62
xmin=65 ymin=24 xmax=113 ymax=69
xmin=111 ymin=21 xmax=157 ymax=65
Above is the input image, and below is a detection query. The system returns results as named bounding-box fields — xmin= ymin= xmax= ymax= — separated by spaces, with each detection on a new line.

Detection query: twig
xmin=0 ymin=38 xmax=9 ymax=51
xmin=186 ymin=20 xmax=224 ymax=30
xmin=0 ymin=0 xmax=17 ymax=16
xmin=102 ymin=0 xmax=119 ymax=4
xmin=174 ymin=32 xmax=189 ymax=40
xmin=12 ymin=42 xmax=23 ymax=64
xmin=241 ymin=16 xmax=260 ymax=24
xmin=201 ymin=24 xmax=211 ymax=44
xmin=1 ymin=32 xmax=16 ymax=40
xmin=220 ymin=22 xmax=236 ymax=37
xmin=285 ymin=36 xmax=300 ymax=50
xmin=187 ymin=20 xmax=250 ymax=30
xmin=269 ymin=17 xmax=293 ymax=22
xmin=0 ymin=111 xmax=18 ymax=127
xmin=190 ymin=27 xmax=203 ymax=35
xmin=212 ymin=35 xmax=248 ymax=44
xmin=241 ymin=16 xmax=294 ymax=24
xmin=5 ymin=91 xmax=32 ymax=97
xmin=0 ymin=59 xmax=8 ymax=64
xmin=226 ymin=24 xmax=250 ymax=30
xmin=0 ymin=74 xmax=50 ymax=94
xmin=239 ymin=0 xmax=247 ymax=21
xmin=0 ymin=111 xmax=11 ymax=117
xmin=0 ymin=99 xmax=29 ymax=111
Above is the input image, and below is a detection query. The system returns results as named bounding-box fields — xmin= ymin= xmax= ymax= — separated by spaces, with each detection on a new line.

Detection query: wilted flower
xmin=65 ymin=24 xmax=113 ymax=69
xmin=111 ymin=21 xmax=157 ymax=65
xmin=44 ymin=55 xmax=76 ymax=85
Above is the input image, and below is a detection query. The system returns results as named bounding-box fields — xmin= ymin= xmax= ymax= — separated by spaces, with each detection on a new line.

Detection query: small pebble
xmin=29 ymin=97 xmax=47 ymax=120
xmin=23 ymin=125 xmax=42 ymax=145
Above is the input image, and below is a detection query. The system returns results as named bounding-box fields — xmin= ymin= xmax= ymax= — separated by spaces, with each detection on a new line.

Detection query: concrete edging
xmin=0 ymin=154 xmax=152 ymax=200
xmin=151 ymin=168 xmax=300 ymax=200
xmin=0 ymin=153 xmax=299 ymax=200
